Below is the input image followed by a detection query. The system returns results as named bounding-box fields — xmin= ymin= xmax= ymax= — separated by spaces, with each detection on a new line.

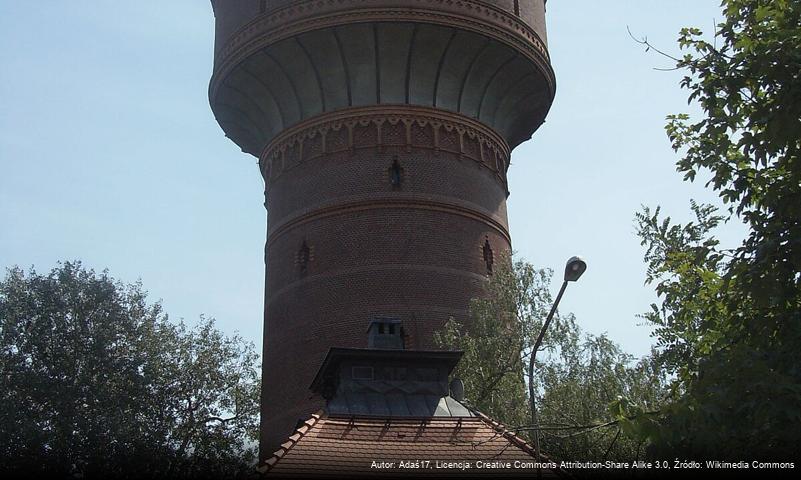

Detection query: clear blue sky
xmin=0 ymin=1 xmax=745 ymax=358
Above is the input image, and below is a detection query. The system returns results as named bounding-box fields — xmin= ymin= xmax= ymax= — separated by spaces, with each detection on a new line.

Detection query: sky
xmin=0 ymin=1 xmax=746 ymax=358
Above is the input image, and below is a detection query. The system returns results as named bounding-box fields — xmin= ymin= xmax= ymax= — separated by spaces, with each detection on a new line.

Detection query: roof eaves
xmin=310 ymin=347 xmax=464 ymax=393
xmin=471 ymin=409 xmax=574 ymax=479
xmin=472 ymin=410 xmax=537 ymax=456
xmin=257 ymin=409 xmax=324 ymax=474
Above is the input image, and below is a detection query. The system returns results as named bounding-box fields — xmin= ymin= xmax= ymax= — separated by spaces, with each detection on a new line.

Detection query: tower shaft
xmin=261 ymin=105 xmax=511 ymax=449
xmin=208 ymin=0 xmax=555 ymax=457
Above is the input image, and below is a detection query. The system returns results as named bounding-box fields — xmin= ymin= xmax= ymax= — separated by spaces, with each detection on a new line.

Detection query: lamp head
xmin=564 ymin=256 xmax=587 ymax=282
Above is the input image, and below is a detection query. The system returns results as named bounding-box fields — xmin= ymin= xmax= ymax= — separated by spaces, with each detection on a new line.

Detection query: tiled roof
xmin=259 ymin=410 xmax=565 ymax=477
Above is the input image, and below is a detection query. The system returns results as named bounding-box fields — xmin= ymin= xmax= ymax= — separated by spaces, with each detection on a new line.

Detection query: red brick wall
xmin=259 ymin=107 xmax=513 ymax=453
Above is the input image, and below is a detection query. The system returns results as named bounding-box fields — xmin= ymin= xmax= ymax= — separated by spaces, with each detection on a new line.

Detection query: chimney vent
xmin=367 ymin=317 xmax=404 ymax=349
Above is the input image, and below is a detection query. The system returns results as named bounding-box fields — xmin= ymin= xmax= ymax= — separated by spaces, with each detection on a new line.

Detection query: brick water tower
xmin=208 ymin=0 xmax=555 ymax=458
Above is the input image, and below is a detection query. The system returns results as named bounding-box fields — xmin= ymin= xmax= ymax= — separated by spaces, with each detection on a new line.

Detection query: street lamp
xmin=529 ymin=256 xmax=586 ymax=467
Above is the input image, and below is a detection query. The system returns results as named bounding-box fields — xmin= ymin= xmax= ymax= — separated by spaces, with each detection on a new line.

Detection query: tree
xmin=434 ymin=255 xmax=668 ymax=462
xmin=434 ymin=257 xmax=553 ymax=431
xmin=536 ymin=326 xmax=667 ymax=463
xmin=0 ymin=261 xmax=260 ymax=479
xmin=632 ymin=0 xmax=801 ymax=459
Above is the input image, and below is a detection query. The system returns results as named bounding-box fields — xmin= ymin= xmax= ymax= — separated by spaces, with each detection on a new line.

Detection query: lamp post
xmin=529 ymin=256 xmax=587 ymax=468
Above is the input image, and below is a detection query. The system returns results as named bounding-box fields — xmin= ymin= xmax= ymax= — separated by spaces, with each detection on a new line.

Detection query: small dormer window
xmin=352 ymin=366 xmax=374 ymax=381
xmin=298 ymin=240 xmax=310 ymax=273
xmin=483 ymin=237 xmax=494 ymax=274
xmin=389 ymin=157 xmax=403 ymax=188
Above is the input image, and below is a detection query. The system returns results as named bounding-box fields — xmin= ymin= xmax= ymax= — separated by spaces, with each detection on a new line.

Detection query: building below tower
xmin=258 ymin=345 xmax=567 ymax=478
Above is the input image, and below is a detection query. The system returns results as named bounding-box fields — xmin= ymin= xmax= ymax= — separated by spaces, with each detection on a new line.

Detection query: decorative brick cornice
xmin=265 ymin=264 xmax=491 ymax=307
xmin=267 ymin=195 xmax=512 ymax=243
xmin=259 ymin=105 xmax=510 ymax=189
xmin=210 ymin=0 xmax=554 ymax=102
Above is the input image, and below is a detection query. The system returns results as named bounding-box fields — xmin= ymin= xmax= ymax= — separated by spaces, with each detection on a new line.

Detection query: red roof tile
xmin=260 ymin=411 xmax=566 ymax=478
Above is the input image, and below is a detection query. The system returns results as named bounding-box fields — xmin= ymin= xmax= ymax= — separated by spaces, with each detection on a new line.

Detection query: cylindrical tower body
xmin=208 ymin=0 xmax=555 ymax=458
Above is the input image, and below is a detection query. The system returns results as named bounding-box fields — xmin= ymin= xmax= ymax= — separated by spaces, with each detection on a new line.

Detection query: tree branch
xmin=627 ymin=25 xmax=683 ymax=66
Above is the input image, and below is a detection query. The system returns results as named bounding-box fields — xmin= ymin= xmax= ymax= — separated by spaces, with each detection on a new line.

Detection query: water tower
xmin=208 ymin=0 xmax=554 ymax=457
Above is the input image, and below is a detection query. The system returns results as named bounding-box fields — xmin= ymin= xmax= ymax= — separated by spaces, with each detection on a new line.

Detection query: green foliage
xmin=434 ymin=255 xmax=669 ymax=462
xmin=635 ymin=0 xmax=801 ymax=459
xmin=0 ymin=261 xmax=260 ymax=479
xmin=434 ymin=256 xmax=554 ymax=430
xmin=636 ymin=202 xmax=729 ymax=379
xmin=536 ymin=321 xmax=667 ymax=462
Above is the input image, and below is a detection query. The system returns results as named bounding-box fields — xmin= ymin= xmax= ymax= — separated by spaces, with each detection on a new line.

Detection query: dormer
xmin=367 ymin=317 xmax=404 ymax=350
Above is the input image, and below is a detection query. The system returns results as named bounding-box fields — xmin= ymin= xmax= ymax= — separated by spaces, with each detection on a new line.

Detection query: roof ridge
xmin=257 ymin=409 xmax=325 ymax=474
xmin=472 ymin=410 xmax=535 ymax=455
xmin=471 ymin=409 xmax=573 ymax=478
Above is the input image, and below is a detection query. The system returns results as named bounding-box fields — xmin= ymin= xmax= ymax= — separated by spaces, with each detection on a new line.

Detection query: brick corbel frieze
xmin=259 ymin=105 xmax=511 ymax=187
xmin=210 ymin=0 xmax=554 ymax=102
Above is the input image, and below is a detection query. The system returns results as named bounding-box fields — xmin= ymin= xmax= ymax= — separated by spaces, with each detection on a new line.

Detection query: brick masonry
xmin=207 ymin=0 xmax=555 ymax=460
xmin=259 ymin=106 xmax=512 ymax=452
